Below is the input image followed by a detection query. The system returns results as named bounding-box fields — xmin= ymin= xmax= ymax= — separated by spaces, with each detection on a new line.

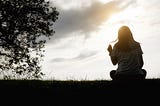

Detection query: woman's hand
xmin=107 ymin=44 xmax=112 ymax=53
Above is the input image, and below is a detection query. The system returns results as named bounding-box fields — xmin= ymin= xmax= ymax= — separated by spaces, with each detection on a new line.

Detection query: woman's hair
xmin=116 ymin=25 xmax=137 ymax=52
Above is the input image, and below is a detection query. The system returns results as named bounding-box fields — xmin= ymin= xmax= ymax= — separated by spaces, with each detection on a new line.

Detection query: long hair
xmin=116 ymin=26 xmax=137 ymax=52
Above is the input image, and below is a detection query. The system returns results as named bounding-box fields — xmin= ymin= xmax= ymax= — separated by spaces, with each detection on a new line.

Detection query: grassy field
xmin=1 ymin=79 xmax=160 ymax=105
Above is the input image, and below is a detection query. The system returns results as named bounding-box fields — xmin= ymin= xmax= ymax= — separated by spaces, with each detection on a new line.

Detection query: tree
xmin=0 ymin=0 xmax=59 ymax=79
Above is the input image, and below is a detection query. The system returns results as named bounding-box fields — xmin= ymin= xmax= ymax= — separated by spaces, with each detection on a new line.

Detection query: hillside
xmin=0 ymin=79 xmax=160 ymax=105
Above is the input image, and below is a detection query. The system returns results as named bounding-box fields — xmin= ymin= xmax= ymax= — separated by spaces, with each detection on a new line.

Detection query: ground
xmin=0 ymin=79 xmax=159 ymax=105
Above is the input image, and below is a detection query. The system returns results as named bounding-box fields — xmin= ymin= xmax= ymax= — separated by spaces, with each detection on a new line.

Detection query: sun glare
xmin=99 ymin=0 xmax=112 ymax=4
xmin=108 ymin=8 xmax=138 ymax=25
xmin=98 ymin=7 xmax=140 ymax=46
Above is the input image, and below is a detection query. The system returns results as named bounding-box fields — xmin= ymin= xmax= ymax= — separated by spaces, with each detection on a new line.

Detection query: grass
xmin=1 ymin=78 xmax=160 ymax=105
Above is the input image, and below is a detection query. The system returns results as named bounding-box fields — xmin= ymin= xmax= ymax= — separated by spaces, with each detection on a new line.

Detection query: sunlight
xmin=108 ymin=8 xmax=138 ymax=25
xmin=98 ymin=7 xmax=140 ymax=46
xmin=98 ymin=0 xmax=112 ymax=4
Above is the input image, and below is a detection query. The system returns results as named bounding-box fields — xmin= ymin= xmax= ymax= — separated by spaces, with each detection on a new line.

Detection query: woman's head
xmin=116 ymin=25 xmax=136 ymax=52
xmin=118 ymin=26 xmax=134 ymax=42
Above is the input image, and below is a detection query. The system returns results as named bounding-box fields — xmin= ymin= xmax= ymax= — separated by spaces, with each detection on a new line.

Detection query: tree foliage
xmin=0 ymin=0 xmax=59 ymax=79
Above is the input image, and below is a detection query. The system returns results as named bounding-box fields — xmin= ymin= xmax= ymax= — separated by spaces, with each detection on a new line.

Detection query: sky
xmin=41 ymin=0 xmax=160 ymax=80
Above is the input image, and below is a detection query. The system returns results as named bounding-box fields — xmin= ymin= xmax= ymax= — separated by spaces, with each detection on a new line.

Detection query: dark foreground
xmin=0 ymin=79 xmax=160 ymax=106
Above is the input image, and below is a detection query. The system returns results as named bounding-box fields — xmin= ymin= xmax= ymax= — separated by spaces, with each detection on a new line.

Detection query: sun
xmin=98 ymin=7 xmax=141 ymax=46
xmin=98 ymin=0 xmax=112 ymax=4
xmin=108 ymin=8 xmax=138 ymax=25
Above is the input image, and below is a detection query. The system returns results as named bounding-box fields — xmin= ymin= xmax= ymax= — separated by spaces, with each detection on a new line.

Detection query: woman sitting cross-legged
xmin=107 ymin=25 xmax=147 ymax=80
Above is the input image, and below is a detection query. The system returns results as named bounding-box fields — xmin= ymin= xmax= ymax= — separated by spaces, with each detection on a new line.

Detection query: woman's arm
xmin=110 ymin=56 xmax=118 ymax=65
xmin=107 ymin=44 xmax=118 ymax=65
xmin=138 ymin=54 xmax=144 ymax=68
xmin=137 ymin=43 xmax=144 ymax=68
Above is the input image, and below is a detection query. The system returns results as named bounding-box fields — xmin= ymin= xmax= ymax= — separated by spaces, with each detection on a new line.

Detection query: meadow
xmin=1 ymin=79 xmax=160 ymax=106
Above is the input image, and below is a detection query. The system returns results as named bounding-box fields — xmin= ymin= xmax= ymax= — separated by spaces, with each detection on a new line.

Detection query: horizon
xmin=41 ymin=0 xmax=160 ymax=80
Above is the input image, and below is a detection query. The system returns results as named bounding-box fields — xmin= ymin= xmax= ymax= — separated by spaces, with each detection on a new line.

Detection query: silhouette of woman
xmin=107 ymin=25 xmax=147 ymax=80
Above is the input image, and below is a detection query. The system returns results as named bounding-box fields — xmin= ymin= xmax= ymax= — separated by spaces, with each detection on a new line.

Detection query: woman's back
xmin=108 ymin=25 xmax=147 ymax=80
xmin=111 ymin=41 xmax=144 ymax=75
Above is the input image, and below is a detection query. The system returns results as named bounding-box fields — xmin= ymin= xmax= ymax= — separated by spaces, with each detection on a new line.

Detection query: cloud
xmin=46 ymin=0 xmax=138 ymax=64
xmin=51 ymin=50 xmax=98 ymax=63
xmin=52 ymin=0 xmax=136 ymax=40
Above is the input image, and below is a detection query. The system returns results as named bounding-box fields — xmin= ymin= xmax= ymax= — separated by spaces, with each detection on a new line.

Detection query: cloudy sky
xmin=41 ymin=0 xmax=160 ymax=80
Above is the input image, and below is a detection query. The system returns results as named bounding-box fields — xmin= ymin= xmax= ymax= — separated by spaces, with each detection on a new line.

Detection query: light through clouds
xmin=50 ymin=0 xmax=135 ymax=40
xmin=42 ymin=0 xmax=160 ymax=80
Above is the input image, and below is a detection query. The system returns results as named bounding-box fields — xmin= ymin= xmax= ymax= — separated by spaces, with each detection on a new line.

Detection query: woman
xmin=107 ymin=25 xmax=147 ymax=80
